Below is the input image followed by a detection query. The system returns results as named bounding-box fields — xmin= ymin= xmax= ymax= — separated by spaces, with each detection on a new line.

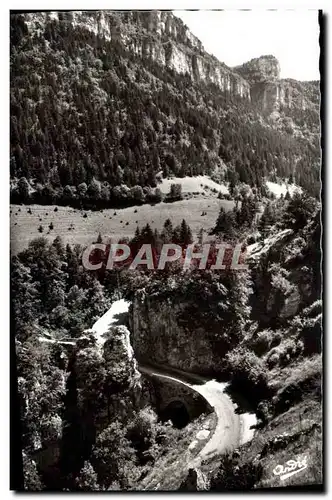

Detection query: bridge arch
xmin=160 ymin=398 xmax=191 ymax=429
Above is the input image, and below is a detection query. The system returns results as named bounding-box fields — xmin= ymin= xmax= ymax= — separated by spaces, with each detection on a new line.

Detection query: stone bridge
xmin=139 ymin=365 xmax=213 ymax=428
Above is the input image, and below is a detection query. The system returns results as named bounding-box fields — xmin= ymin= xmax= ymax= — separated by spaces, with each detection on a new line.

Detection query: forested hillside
xmin=10 ymin=11 xmax=320 ymax=209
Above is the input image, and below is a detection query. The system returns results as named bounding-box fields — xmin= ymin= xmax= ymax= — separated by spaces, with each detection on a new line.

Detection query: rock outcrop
xmin=130 ymin=293 xmax=219 ymax=375
xmin=23 ymin=11 xmax=250 ymax=100
xmin=235 ymin=55 xmax=281 ymax=83
xmin=248 ymin=213 xmax=321 ymax=328
xmin=179 ymin=468 xmax=209 ymax=491
xmin=234 ymin=55 xmax=318 ymax=112
xmin=103 ymin=325 xmax=141 ymax=393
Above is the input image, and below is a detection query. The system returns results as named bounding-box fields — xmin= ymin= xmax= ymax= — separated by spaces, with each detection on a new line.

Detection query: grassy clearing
xmin=10 ymin=196 xmax=235 ymax=254
xmin=157 ymin=175 xmax=229 ymax=195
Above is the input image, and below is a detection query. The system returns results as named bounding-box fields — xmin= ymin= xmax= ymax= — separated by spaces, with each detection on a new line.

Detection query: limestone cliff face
xmin=235 ymin=55 xmax=281 ymax=84
xmin=23 ymin=12 xmax=319 ymax=112
xmin=234 ymin=55 xmax=318 ymax=113
xmin=103 ymin=325 xmax=142 ymax=393
xmin=23 ymin=10 xmax=250 ymax=99
xmin=248 ymin=79 xmax=316 ymax=113
xmin=130 ymin=214 xmax=320 ymax=369
xmin=129 ymin=292 xmax=220 ymax=375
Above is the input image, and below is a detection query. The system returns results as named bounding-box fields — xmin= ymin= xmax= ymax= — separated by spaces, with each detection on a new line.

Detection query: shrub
xmin=298 ymin=315 xmax=322 ymax=355
xmin=266 ymin=351 xmax=279 ymax=369
xmin=126 ymin=407 xmax=158 ymax=464
xmin=210 ymin=452 xmax=263 ymax=490
xmin=22 ymin=454 xmax=44 ymax=491
xmin=225 ymin=347 xmax=271 ymax=403
xmin=251 ymin=330 xmax=281 ymax=356
xmin=274 ymin=382 xmax=303 ymax=415
xmin=75 ymin=461 xmax=100 ymax=491
xmin=92 ymin=421 xmax=136 ymax=488
xmin=166 ymin=183 xmax=182 ymax=202
xmin=274 ymin=357 xmax=321 ymax=416
xmin=251 ymin=330 xmax=274 ymax=356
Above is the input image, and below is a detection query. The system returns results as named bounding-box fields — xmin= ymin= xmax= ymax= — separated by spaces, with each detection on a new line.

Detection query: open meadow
xmin=10 ymin=195 xmax=235 ymax=254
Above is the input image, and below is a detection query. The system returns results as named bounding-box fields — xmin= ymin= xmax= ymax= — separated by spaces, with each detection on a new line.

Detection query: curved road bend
xmin=139 ymin=364 xmax=256 ymax=466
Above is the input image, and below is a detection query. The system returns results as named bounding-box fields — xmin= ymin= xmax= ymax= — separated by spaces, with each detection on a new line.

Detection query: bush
xmin=127 ymin=407 xmax=157 ymax=445
xmin=274 ymin=357 xmax=321 ymax=416
xmin=75 ymin=461 xmax=100 ymax=491
xmin=274 ymin=382 xmax=303 ymax=415
xmin=266 ymin=351 xmax=279 ymax=369
xmin=92 ymin=421 xmax=136 ymax=488
xmin=210 ymin=452 xmax=263 ymax=490
xmin=250 ymin=330 xmax=273 ymax=356
xmin=23 ymin=453 xmax=44 ymax=491
xmin=166 ymin=183 xmax=182 ymax=202
xmin=225 ymin=347 xmax=271 ymax=403
xmin=299 ymin=316 xmax=322 ymax=355
xmin=267 ymin=339 xmax=302 ymax=369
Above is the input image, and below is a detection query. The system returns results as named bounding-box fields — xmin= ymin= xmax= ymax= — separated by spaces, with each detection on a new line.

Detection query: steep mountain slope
xmin=10 ymin=10 xmax=320 ymax=210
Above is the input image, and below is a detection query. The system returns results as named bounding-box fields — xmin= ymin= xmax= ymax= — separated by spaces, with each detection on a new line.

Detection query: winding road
xmin=139 ymin=363 xmax=256 ymax=466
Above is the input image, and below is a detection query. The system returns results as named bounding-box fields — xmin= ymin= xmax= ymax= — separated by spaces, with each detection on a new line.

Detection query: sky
xmin=174 ymin=10 xmax=320 ymax=81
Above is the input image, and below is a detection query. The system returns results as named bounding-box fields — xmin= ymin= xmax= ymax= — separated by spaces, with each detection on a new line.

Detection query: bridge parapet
xmin=140 ymin=368 xmax=212 ymax=428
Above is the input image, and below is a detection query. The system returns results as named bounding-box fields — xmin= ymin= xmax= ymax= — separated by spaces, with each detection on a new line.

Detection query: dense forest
xmin=10 ymin=12 xmax=321 ymax=209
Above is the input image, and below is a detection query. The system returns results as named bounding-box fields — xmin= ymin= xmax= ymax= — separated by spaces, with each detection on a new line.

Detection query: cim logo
xmin=273 ymin=456 xmax=308 ymax=481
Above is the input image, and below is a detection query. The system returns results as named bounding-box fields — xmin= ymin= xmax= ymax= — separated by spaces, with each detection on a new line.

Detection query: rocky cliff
xmin=23 ymin=11 xmax=319 ymax=113
xmin=130 ymin=293 xmax=218 ymax=375
xmin=248 ymin=210 xmax=321 ymax=329
xmin=24 ymin=10 xmax=251 ymax=99
xmin=235 ymin=55 xmax=319 ymax=113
